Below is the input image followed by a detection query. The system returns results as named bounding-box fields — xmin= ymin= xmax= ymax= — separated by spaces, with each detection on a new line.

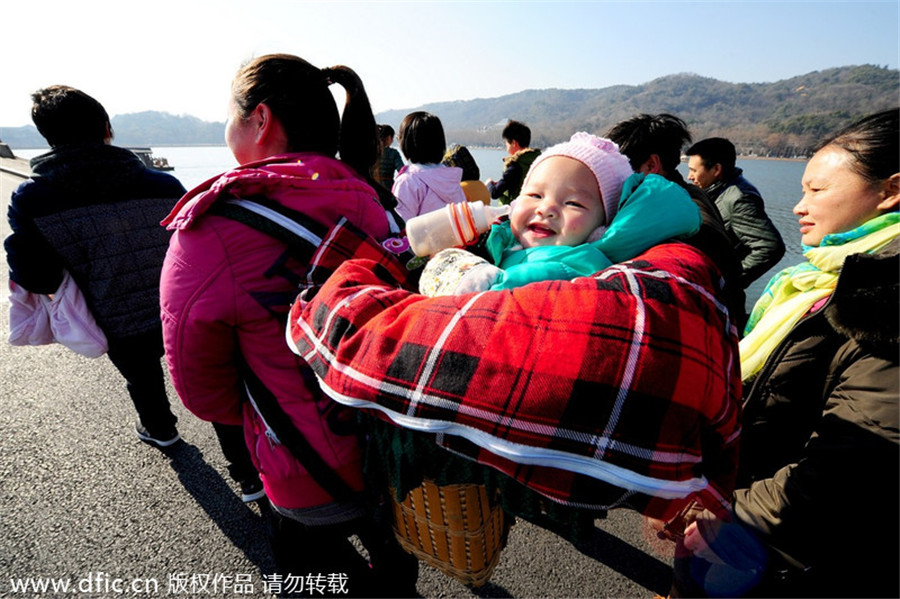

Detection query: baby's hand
xmin=419 ymin=248 xmax=499 ymax=296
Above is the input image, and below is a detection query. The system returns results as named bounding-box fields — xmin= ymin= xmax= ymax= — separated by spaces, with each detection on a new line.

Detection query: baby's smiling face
xmin=510 ymin=156 xmax=606 ymax=248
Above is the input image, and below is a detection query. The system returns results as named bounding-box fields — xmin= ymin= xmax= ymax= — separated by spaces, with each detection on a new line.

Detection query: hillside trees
xmin=3 ymin=65 xmax=896 ymax=157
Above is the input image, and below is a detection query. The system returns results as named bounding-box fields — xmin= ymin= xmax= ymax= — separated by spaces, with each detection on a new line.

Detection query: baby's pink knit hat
xmin=524 ymin=132 xmax=633 ymax=225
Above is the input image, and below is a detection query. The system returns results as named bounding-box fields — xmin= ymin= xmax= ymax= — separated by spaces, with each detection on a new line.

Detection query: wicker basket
xmin=390 ymin=479 xmax=510 ymax=587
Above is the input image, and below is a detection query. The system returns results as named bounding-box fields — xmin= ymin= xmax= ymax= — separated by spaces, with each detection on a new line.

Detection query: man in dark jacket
xmin=686 ymin=137 xmax=786 ymax=290
xmin=5 ymin=85 xmax=186 ymax=448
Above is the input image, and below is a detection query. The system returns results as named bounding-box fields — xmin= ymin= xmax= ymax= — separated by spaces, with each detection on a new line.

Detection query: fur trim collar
xmin=502 ymin=147 xmax=540 ymax=167
xmin=825 ymin=238 xmax=899 ymax=351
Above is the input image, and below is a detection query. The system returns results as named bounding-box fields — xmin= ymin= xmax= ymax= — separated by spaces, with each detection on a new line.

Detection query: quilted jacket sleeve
xmin=726 ymin=191 xmax=786 ymax=287
xmin=5 ymin=181 xmax=66 ymax=294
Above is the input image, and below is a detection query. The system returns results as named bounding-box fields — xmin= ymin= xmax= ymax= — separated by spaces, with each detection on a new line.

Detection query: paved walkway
xmin=0 ymin=162 xmax=674 ymax=598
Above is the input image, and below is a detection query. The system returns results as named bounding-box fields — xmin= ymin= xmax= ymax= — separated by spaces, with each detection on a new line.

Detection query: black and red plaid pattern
xmin=288 ymin=222 xmax=741 ymax=520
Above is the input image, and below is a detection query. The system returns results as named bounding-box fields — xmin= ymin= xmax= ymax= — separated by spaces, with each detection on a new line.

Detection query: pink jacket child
xmin=392 ymin=162 xmax=466 ymax=221
xmin=160 ymin=153 xmax=391 ymax=510
xmin=391 ymin=110 xmax=467 ymax=220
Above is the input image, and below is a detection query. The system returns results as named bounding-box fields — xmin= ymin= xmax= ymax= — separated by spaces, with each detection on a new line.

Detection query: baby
xmin=419 ymin=132 xmax=702 ymax=296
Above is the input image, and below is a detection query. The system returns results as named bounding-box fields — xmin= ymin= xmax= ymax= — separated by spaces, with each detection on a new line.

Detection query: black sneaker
xmin=240 ymin=477 xmax=266 ymax=502
xmin=135 ymin=422 xmax=181 ymax=448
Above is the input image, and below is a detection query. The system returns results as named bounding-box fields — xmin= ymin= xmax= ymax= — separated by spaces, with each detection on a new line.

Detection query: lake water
xmin=14 ymin=145 xmax=808 ymax=309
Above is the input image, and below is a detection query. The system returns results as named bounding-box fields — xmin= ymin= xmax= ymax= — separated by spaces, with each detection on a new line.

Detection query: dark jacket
xmin=374 ymin=146 xmax=404 ymax=189
xmin=5 ymin=143 xmax=186 ymax=340
xmin=488 ymin=147 xmax=541 ymax=204
xmin=734 ymin=238 xmax=899 ymax=598
xmin=706 ymin=169 xmax=786 ymax=289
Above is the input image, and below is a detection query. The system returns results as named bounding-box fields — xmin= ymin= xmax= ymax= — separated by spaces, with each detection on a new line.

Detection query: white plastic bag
xmin=8 ymin=272 xmax=108 ymax=358
xmin=8 ymin=280 xmax=54 ymax=345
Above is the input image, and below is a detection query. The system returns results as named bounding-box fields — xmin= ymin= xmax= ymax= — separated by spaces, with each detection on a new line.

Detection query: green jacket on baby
xmin=485 ymin=173 xmax=701 ymax=290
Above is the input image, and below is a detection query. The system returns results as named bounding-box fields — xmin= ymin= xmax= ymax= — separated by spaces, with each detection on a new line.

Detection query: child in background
xmin=487 ymin=119 xmax=542 ymax=205
xmin=374 ymin=124 xmax=404 ymax=190
xmin=442 ymin=144 xmax=491 ymax=205
xmin=392 ymin=111 xmax=467 ymax=220
xmin=420 ymin=132 xmax=702 ymax=296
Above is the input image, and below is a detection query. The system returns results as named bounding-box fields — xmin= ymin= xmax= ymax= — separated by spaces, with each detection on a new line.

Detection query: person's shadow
xmin=515 ymin=514 xmax=673 ymax=597
xmin=162 ymin=442 xmax=276 ymax=575
xmin=571 ymin=523 xmax=673 ymax=595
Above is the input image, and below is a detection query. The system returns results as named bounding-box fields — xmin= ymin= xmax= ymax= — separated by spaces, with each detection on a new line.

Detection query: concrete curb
xmin=0 ymin=156 xmax=31 ymax=179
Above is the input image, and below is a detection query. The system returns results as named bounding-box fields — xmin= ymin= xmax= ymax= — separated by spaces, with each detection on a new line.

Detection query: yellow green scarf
xmin=740 ymin=212 xmax=900 ymax=381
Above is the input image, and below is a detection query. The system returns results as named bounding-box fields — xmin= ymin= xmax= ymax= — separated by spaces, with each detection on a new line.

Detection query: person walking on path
xmin=160 ymin=54 xmax=417 ymax=596
xmin=5 ymin=85 xmax=185 ymax=448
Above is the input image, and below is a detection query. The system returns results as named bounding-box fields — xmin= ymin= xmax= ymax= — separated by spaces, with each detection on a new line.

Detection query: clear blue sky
xmin=2 ymin=0 xmax=897 ymax=127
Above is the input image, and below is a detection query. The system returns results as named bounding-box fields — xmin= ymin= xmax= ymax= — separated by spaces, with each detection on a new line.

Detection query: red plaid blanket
xmin=288 ymin=222 xmax=741 ymax=520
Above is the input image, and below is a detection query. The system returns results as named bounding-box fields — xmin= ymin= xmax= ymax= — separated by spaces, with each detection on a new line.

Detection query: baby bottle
xmin=406 ymin=201 xmax=510 ymax=257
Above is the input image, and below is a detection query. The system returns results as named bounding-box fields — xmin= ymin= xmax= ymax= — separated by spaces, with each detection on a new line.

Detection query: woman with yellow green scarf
xmin=672 ymin=109 xmax=899 ymax=598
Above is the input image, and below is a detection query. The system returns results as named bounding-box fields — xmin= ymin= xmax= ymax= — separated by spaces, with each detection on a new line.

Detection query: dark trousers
xmin=212 ymin=421 xmax=260 ymax=485
xmin=263 ymin=505 xmax=418 ymax=598
xmin=106 ymin=327 xmax=177 ymax=434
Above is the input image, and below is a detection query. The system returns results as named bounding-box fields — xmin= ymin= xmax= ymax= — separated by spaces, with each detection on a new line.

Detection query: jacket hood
xmin=502 ymin=147 xmax=541 ymax=167
xmin=162 ymin=153 xmax=378 ymax=231
xmin=401 ymin=163 xmax=464 ymax=202
xmin=825 ymin=237 xmax=899 ymax=352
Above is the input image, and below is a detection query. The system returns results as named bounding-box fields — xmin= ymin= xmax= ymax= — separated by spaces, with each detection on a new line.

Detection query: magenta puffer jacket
xmin=160 ymin=153 xmax=391 ymax=510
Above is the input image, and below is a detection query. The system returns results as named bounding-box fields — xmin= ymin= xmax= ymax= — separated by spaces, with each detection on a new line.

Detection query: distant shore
xmin=4 ymin=143 xmax=230 ymax=151
xmin=5 ymin=144 xmax=810 ymax=164
xmin=737 ymin=155 xmax=808 ymax=162
xmin=677 ymin=154 xmax=808 ymax=163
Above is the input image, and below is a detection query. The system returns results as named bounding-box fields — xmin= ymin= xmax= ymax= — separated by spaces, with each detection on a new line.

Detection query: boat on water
xmin=128 ymin=147 xmax=174 ymax=171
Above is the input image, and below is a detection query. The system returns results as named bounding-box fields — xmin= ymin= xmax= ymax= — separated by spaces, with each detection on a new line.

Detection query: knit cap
xmin=524 ymin=132 xmax=633 ymax=225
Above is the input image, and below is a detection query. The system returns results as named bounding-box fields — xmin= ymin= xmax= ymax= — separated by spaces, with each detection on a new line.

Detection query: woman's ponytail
xmin=323 ymin=66 xmax=396 ymax=209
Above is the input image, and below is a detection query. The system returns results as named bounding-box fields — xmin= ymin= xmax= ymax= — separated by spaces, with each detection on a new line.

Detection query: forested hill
xmin=377 ymin=65 xmax=898 ymax=157
xmin=2 ymin=65 xmax=896 ymax=157
xmin=0 ymin=112 xmax=226 ymax=149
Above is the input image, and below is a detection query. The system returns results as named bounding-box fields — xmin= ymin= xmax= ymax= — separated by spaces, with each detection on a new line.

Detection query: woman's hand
xmin=684 ymin=517 xmax=727 ymax=565
xmin=684 ymin=510 xmax=767 ymax=571
xmin=647 ymin=500 xmax=705 ymax=541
